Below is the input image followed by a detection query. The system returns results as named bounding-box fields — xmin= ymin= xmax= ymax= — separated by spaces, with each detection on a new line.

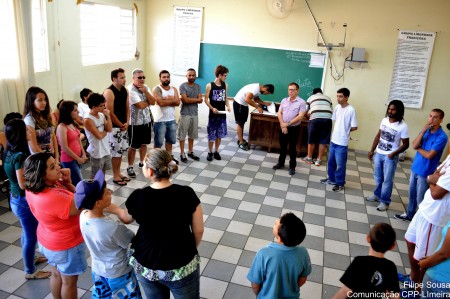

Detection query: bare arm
xmin=298 ymin=276 xmax=307 ymax=287
xmin=418 ymin=228 xmax=450 ymax=269
xmin=52 ymin=129 xmax=59 ymax=162
xmin=350 ymin=127 xmax=358 ymax=131
xmin=251 ymin=282 xmax=262 ymax=296
xmin=107 ymin=203 xmax=134 ymax=224
xmin=16 ymin=168 xmax=26 ymax=190
xmin=104 ymin=89 xmax=123 ymax=127
xmin=56 ymin=124 xmax=84 ymax=164
xmin=388 ymin=138 xmax=409 ymax=159
xmin=204 ymin=83 xmax=218 ymax=114
xmin=289 ymin=111 xmax=307 ymax=126
xmin=412 ymin=123 xmax=430 ymax=149
xmin=180 ymin=91 xmax=203 ymax=104
xmin=84 ymin=118 xmax=107 ymax=140
xmin=152 ymin=86 xmax=180 ymax=107
xmin=368 ymin=130 xmax=381 ymax=161
xmin=429 ymin=183 xmax=449 ymax=200
xmin=26 ymin=126 xmax=43 ymax=154
xmin=332 ymin=285 xmax=352 ymax=299
xmin=225 ymin=83 xmax=230 ymax=112
xmin=132 ymin=87 xmax=156 ymax=109
xmin=191 ymin=204 xmax=204 ymax=247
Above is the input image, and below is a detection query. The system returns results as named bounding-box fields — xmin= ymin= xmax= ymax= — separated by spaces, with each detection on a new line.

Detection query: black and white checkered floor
xmin=0 ymin=130 xmax=413 ymax=299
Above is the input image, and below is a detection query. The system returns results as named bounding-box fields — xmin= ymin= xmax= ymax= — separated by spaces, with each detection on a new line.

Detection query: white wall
xmin=144 ymin=0 xmax=450 ymax=157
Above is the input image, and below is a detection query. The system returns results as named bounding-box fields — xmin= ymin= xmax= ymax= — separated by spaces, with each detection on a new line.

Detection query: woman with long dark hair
xmin=23 ymin=86 xmax=59 ymax=161
xmin=3 ymin=116 xmax=51 ymax=279
xmin=56 ymin=101 xmax=87 ymax=186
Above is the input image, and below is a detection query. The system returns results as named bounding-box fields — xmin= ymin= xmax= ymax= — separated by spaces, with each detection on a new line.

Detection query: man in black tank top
xmin=104 ymin=68 xmax=130 ymax=186
xmin=204 ymin=65 xmax=230 ymax=162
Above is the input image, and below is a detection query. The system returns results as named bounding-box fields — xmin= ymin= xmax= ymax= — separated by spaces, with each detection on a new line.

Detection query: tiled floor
xmin=0 ymin=129 xmax=413 ymax=299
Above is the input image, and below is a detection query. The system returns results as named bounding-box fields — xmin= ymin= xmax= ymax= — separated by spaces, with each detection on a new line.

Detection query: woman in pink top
xmin=56 ymin=101 xmax=87 ymax=186
xmin=24 ymin=152 xmax=86 ymax=299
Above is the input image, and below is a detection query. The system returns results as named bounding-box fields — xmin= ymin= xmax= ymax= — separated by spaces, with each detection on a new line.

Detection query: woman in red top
xmin=24 ymin=152 xmax=86 ymax=299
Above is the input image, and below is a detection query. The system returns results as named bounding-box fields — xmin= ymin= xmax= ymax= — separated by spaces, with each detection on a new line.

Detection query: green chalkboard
xmin=196 ymin=43 xmax=326 ymax=103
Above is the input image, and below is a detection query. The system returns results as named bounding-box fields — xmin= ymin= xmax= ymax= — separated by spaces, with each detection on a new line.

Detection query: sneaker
xmin=171 ymin=155 xmax=179 ymax=165
xmin=302 ymin=157 xmax=313 ymax=164
xmin=138 ymin=162 xmax=144 ymax=168
xmin=377 ymin=202 xmax=389 ymax=211
xmin=273 ymin=164 xmax=284 ymax=170
xmin=365 ymin=195 xmax=380 ymax=202
xmin=207 ymin=152 xmax=213 ymax=161
xmin=314 ymin=159 xmax=322 ymax=166
xmin=213 ymin=151 xmax=221 ymax=160
xmin=332 ymin=185 xmax=345 ymax=192
xmin=180 ymin=153 xmax=188 ymax=163
xmin=127 ymin=167 xmax=136 ymax=178
xmin=188 ymin=152 xmax=200 ymax=161
xmin=320 ymin=178 xmax=335 ymax=185
xmin=394 ymin=213 xmax=412 ymax=222
xmin=288 ymin=168 xmax=295 ymax=175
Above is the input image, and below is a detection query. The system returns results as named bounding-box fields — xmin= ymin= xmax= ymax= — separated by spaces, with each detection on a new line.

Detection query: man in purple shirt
xmin=273 ymin=82 xmax=307 ymax=175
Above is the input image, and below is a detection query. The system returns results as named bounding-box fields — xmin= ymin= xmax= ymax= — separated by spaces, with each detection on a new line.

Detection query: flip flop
xmin=113 ymin=179 xmax=127 ymax=186
xmin=120 ymin=176 xmax=131 ymax=182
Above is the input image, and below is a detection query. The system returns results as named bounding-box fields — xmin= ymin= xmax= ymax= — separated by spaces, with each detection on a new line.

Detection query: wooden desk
xmin=247 ymin=112 xmax=308 ymax=156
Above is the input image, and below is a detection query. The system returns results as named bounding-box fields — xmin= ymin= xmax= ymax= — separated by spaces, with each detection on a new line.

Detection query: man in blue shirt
xmin=395 ymin=109 xmax=448 ymax=221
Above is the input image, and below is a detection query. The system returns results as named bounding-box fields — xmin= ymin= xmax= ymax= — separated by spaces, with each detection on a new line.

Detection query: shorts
xmin=128 ymin=123 xmax=152 ymax=149
xmin=207 ymin=117 xmax=227 ymax=141
xmin=308 ymin=118 xmax=332 ymax=144
xmin=38 ymin=242 xmax=87 ymax=276
xmin=154 ymin=120 xmax=177 ymax=148
xmin=90 ymin=155 xmax=112 ymax=178
xmin=92 ymin=270 xmax=141 ymax=299
xmin=233 ymin=101 xmax=249 ymax=126
xmin=405 ymin=210 xmax=443 ymax=260
xmin=178 ymin=115 xmax=199 ymax=141
xmin=109 ymin=128 xmax=129 ymax=157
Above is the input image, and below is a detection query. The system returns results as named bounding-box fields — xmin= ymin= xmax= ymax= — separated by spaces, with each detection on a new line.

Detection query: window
xmin=0 ymin=0 xmax=20 ymax=79
xmin=80 ymin=3 xmax=136 ymax=66
xmin=32 ymin=0 xmax=50 ymax=72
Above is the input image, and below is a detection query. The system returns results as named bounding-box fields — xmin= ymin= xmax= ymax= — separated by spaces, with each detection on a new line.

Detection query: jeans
xmin=61 ymin=160 xmax=83 ymax=186
xmin=421 ymin=273 xmax=450 ymax=299
xmin=406 ymin=171 xmax=428 ymax=219
xmin=10 ymin=194 xmax=38 ymax=274
xmin=154 ymin=120 xmax=177 ymax=148
xmin=278 ymin=125 xmax=300 ymax=169
xmin=373 ymin=153 xmax=399 ymax=205
xmin=327 ymin=142 xmax=348 ymax=186
xmin=137 ymin=267 xmax=200 ymax=299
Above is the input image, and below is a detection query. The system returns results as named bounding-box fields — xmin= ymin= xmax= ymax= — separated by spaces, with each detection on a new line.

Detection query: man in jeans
xmin=320 ymin=88 xmax=357 ymax=192
xmin=365 ymin=100 xmax=409 ymax=211
xmin=394 ymin=109 xmax=447 ymax=221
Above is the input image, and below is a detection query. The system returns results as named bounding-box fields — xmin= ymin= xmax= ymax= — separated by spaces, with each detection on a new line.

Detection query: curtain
xmin=0 ymin=0 xmax=35 ymax=123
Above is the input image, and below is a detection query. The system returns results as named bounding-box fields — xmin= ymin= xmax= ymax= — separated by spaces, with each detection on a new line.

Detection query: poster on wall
xmin=172 ymin=6 xmax=203 ymax=76
xmin=388 ymin=30 xmax=436 ymax=109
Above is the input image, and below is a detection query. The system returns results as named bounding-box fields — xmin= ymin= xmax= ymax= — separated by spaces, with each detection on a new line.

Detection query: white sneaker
xmin=377 ymin=202 xmax=389 ymax=211
xmin=365 ymin=195 xmax=380 ymax=202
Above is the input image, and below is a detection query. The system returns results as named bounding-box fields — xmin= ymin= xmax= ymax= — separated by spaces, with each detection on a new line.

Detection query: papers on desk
xmin=267 ymin=102 xmax=276 ymax=114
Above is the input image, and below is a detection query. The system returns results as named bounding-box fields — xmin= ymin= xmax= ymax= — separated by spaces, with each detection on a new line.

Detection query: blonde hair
xmin=144 ymin=149 xmax=178 ymax=180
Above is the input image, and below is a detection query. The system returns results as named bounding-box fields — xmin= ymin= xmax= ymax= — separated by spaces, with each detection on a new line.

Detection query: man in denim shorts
xmin=152 ymin=70 xmax=181 ymax=164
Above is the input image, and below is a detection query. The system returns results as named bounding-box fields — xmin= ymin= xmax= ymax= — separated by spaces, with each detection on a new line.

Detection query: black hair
xmin=80 ymin=88 xmax=92 ymax=103
xmin=337 ymin=87 xmax=350 ymax=97
xmin=263 ymin=84 xmax=275 ymax=94
xmin=87 ymin=93 xmax=106 ymax=109
xmin=214 ymin=65 xmax=229 ymax=77
xmin=386 ymin=100 xmax=405 ymax=123
xmin=111 ymin=68 xmax=125 ymax=81
xmin=312 ymin=88 xmax=323 ymax=94
xmin=431 ymin=108 xmax=445 ymax=119
xmin=187 ymin=68 xmax=196 ymax=73
xmin=23 ymin=86 xmax=52 ymax=129
xmin=278 ymin=212 xmax=307 ymax=247
xmin=369 ymin=223 xmax=396 ymax=253
xmin=24 ymin=152 xmax=54 ymax=193
xmin=288 ymin=82 xmax=299 ymax=90
xmin=58 ymin=101 xmax=78 ymax=125
xmin=3 ymin=112 xmax=22 ymax=125
xmin=5 ymin=119 xmax=30 ymax=158
xmin=159 ymin=70 xmax=170 ymax=78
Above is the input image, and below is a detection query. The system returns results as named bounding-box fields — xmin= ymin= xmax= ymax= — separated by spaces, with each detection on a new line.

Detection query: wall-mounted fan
xmin=266 ymin=0 xmax=294 ymax=19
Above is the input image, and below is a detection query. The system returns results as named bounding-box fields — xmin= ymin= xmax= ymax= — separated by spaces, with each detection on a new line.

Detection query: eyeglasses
xmin=137 ymin=76 xmax=146 ymax=80
xmin=288 ymin=89 xmax=298 ymax=91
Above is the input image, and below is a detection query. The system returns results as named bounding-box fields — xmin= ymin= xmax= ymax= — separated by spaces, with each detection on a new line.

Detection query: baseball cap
xmin=75 ymin=170 xmax=106 ymax=210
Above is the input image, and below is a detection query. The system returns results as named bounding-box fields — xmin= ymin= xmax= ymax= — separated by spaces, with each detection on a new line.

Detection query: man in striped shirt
xmin=303 ymin=88 xmax=333 ymax=166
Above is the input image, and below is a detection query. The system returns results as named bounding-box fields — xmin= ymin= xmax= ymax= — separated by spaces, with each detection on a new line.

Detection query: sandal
xmin=25 ymin=270 xmax=51 ymax=280
xmin=34 ymin=256 xmax=47 ymax=265
xmin=238 ymin=142 xmax=249 ymax=151
xmin=113 ymin=179 xmax=127 ymax=186
xmin=120 ymin=176 xmax=131 ymax=182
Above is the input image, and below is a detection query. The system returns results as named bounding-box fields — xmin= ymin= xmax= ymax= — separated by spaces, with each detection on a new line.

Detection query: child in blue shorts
xmin=247 ymin=212 xmax=311 ymax=298
xmin=75 ymin=170 xmax=141 ymax=298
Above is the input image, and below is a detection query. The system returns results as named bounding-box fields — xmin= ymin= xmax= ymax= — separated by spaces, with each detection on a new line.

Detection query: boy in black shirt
xmin=333 ymin=223 xmax=400 ymax=299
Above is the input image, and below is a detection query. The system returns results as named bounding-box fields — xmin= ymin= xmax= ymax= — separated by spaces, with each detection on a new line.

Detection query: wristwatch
xmin=287 ymin=121 xmax=291 ymax=127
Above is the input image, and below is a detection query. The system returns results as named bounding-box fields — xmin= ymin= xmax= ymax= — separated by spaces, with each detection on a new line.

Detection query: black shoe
xmin=273 ymin=164 xmax=284 ymax=170
xmin=138 ymin=162 xmax=144 ymax=168
xmin=288 ymin=168 xmax=295 ymax=175
xmin=188 ymin=152 xmax=200 ymax=161
xmin=394 ymin=213 xmax=412 ymax=222
xmin=214 ymin=151 xmax=221 ymax=160
xmin=207 ymin=152 xmax=213 ymax=161
xmin=127 ymin=167 xmax=136 ymax=178
xmin=171 ymin=155 xmax=179 ymax=165
xmin=332 ymin=185 xmax=345 ymax=192
xmin=180 ymin=154 xmax=188 ymax=163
